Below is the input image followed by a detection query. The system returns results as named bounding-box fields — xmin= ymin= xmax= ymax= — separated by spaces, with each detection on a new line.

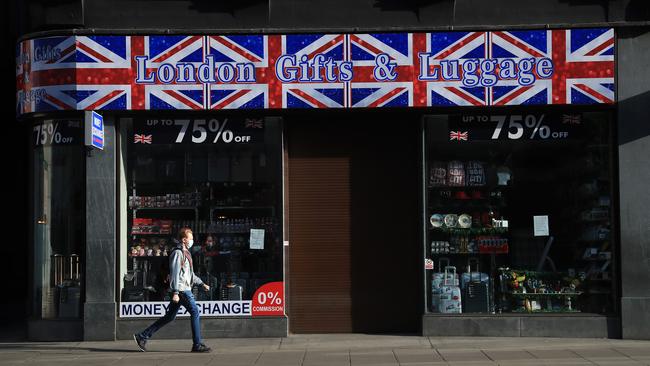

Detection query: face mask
xmin=186 ymin=239 xmax=194 ymax=248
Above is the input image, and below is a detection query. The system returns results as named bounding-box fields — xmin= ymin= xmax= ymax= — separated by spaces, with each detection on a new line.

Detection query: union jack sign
xmin=16 ymin=29 xmax=615 ymax=115
xmin=134 ymin=134 xmax=152 ymax=144
xmin=449 ymin=131 xmax=469 ymax=141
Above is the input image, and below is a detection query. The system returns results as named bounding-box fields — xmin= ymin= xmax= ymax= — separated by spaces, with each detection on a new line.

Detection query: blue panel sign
xmin=85 ymin=111 xmax=104 ymax=150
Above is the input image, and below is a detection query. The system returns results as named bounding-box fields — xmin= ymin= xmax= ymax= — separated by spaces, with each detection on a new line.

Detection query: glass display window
xmin=30 ymin=119 xmax=85 ymax=319
xmin=119 ymin=116 xmax=284 ymax=318
xmin=424 ymin=110 xmax=616 ymax=315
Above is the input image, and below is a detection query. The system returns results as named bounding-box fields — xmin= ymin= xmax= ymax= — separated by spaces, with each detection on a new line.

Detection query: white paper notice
xmin=250 ymin=229 xmax=265 ymax=250
xmin=533 ymin=215 xmax=549 ymax=236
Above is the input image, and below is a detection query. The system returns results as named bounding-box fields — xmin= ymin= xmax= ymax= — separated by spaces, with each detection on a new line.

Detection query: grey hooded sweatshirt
xmin=169 ymin=244 xmax=204 ymax=294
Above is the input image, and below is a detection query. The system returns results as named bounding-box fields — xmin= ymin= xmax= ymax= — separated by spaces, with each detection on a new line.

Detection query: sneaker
xmin=191 ymin=343 xmax=211 ymax=353
xmin=133 ymin=333 xmax=147 ymax=352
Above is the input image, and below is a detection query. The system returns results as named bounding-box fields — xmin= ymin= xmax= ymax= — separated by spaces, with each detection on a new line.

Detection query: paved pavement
xmin=1 ymin=334 xmax=649 ymax=365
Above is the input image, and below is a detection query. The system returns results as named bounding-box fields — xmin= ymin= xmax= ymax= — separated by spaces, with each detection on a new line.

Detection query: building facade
xmin=14 ymin=0 xmax=650 ymax=341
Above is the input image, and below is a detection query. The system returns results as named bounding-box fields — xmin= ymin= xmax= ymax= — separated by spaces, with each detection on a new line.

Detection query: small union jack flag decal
xmin=245 ymin=118 xmax=264 ymax=128
xmin=450 ymin=131 xmax=469 ymax=141
xmin=134 ymin=134 xmax=152 ymax=144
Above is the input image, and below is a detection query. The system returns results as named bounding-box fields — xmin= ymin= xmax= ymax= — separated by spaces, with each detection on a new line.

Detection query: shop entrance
xmin=287 ymin=112 xmax=421 ymax=333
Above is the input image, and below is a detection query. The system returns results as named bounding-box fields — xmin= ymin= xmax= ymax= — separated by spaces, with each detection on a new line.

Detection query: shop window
xmin=120 ymin=116 xmax=283 ymax=317
xmin=30 ymin=119 xmax=85 ymax=319
xmin=425 ymin=111 xmax=615 ymax=315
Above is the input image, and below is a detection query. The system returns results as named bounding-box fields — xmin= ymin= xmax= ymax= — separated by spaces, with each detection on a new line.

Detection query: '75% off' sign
xmin=449 ymin=114 xmax=581 ymax=141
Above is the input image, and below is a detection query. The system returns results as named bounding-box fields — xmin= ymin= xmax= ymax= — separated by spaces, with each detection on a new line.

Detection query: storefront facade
xmin=16 ymin=13 xmax=650 ymax=340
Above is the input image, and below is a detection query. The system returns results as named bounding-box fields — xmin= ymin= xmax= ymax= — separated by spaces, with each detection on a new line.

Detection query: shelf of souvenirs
xmin=429 ymin=226 xmax=509 ymax=235
xmin=506 ymin=292 xmax=583 ymax=297
xmin=430 ymin=238 xmax=509 ymax=255
xmin=131 ymin=218 xmax=278 ymax=236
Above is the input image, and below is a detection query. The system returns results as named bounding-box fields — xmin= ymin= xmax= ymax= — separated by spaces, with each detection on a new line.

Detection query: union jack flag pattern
xmin=426 ymin=31 xmax=489 ymax=107
xmin=143 ymin=35 xmax=206 ymax=110
xmin=207 ymin=35 xmax=269 ymax=110
xmin=16 ymin=29 xmax=615 ymax=115
xmin=17 ymin=36 xmax=132 ymax=114
xmin=134 ymin=134 xmax=153 ymax=144
xmin=280 ymin=34 xmax=347 ymax=109
xmin=348 ymin=33 xmax=414 ymax=108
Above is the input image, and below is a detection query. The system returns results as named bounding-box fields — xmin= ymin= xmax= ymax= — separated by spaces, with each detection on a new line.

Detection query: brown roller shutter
xmin=288 ymin=122 xmax=353 ymax=333
xmin=287 ymin=114 xmax=420 ymax=334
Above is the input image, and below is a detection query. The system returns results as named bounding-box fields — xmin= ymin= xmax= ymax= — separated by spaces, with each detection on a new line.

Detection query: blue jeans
xmin=138 ymin=290 xmax=202 ymax=346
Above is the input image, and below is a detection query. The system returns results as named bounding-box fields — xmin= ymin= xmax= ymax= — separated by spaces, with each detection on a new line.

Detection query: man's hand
xmin=172 ymin=293 xmax=180 ymax=303
xmin=203 ymin=284 xmax=210 ymax=291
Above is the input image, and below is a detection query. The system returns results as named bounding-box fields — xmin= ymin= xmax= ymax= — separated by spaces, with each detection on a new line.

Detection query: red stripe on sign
xmin=445 ymin=87 xmax=484 ymax=106
xmin=492 ymin=32 xmax=545 ymax=58
xmin=47 ymin=43 xmax=76 ymax=64
xmin=573 ymin=84 xmax=613 ymax=103
xmin=210 ymin=36 xmax=262 ymax=63
xmin=151 ymin=36 xmax=203 ymax=63
xmin=349 ymin=35 xmax=395 ymax=60
xmin=267 ymin=35 xmax=283 ymax=109
xmin=130 ymin=36 xmax=147 ymax=110
xmin=163 ymin=89 xmax=203 ymax=110
xmin=44 ymin=94 xmax=73 ymax=110
xmin=306 ymin=35 xmax=345 ymax=59
xmin=551 ymin=30 xmax=568 ymax=104
xmin=434 ymin=32 xmax=484 ymax=60
xmin=584 ymin=38 xmax=614 ymax=57
xmin=412 ymin=33 xmax=428 ymax=107
xmin=494 ymin=85 xmax=533 ymax=106
xmin=367 ymin=87 xmax=406 ymax=108
xmin=288 ymin=89 xmax=329 ymax=108
xmin=75 ymin=41 xmax=113 ymax=63
xmin=86 ymin=90 xmax=124 ymax=110
xmin=211 ymin=89 xmax=250 ymax=110
xmin=350 ymin=65 xmax=413 ymax=83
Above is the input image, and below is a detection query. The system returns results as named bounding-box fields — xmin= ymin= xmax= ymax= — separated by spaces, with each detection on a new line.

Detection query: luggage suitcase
xmin=221 ymin=284 xmax=243 ymax=301
xmin=462 ymin=259 xmax=490 ymax=313
xmin=57 ymin=283 xmax=81 ymax=318
xmin=431 ymin=258 xmax=458 ymax=312
xmin=461 ymin=258 xmax=489 ymax=289
xmin=197 ymin=275 xmax=220 ymax=300
xmin=232 ymin=279 xmax=248 ymax=299
xmin=438 ymin=266 xmax=462 ymax=314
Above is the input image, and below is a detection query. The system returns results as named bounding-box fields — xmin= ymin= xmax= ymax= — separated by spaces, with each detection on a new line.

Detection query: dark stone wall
xmin=84 ymin=116 xmax=117 ymax=341
xmin=616 ymin=27 xmax=650 ymax=340
xmin=15 ymin=0 xmax=650 ymax=36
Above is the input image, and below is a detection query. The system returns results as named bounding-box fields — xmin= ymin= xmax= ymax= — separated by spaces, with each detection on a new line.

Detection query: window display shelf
xmin=211 ymin=206 xmax=275 ymax=210
xmin=507 ymin=292 xmax=582 ymax=297
xmin=429 ymin=227 xmax=508 ymax=235
xmin=430 ymin=252 xmax=509 ymax=255
xmin=131 ymin=232 xmax=174 ymax=236
xmin=427 ymin=185 xmax=511 ymax=190
xmin=133 ymin=207 xmax=200 ymax=211
xmin=510 ymin=309 xmax=581 ymax=314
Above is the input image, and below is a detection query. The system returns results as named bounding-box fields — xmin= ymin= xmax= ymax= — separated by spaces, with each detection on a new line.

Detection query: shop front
xmin=422 ymin=108 xmax=618 ymax=337
xmin=18 ymin=28 xmax=619 ymax=340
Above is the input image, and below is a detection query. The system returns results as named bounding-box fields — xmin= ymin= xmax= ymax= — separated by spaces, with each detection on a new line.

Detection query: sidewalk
xmin=1 ymin=334 xmax=649 ymax=365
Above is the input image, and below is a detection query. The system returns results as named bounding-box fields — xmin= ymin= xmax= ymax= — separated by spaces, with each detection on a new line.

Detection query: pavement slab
xmin=0 ymin=335 xmax=648 ymax=366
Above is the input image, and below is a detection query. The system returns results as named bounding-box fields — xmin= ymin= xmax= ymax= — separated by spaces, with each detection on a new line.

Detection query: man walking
xmin=133 ymin=227 xmax=211 ymax=352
